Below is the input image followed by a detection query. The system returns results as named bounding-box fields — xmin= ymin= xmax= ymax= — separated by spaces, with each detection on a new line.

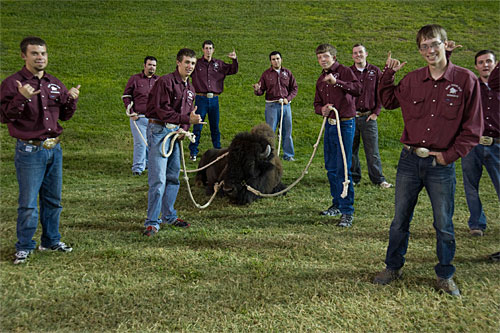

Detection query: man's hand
xmin=189 ymin=106 xmax=202 ymax=124
xmin=428 ymin=151 xmax=447 ymax=165
xmin=68 ymin=85 xmax=81 ymax=99
xmin=321 ymin=104 xmax=333 ymax=117
xmin=323 ymin=73 xmax=336 ymax=85
xmin=283 ymin=98 xmax=289 ymax=105
xmin=366 ymin=113 xmax=378 ymax=122
xmin=16 ymin=80 xmax=40 ymax=99
xmin=228 ymin=48 xmax=237 ymax=59
xmin=131 ymin=115 xmax=139 ymax=121
xmin=252 ymin=82 xmax=261 ymax=91
xmin=446 ymin=40 xmax=463 ymax=52
xmin=386 ymin=51 xmax=406 ymax=72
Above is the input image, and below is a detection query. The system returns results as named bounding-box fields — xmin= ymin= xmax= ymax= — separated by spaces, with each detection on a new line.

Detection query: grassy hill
xmin=1 ymin=1 xmax=499 ymax=332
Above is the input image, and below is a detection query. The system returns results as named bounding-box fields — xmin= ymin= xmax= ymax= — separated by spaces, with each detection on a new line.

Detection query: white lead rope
xmin=329 ymin=106 xmax=350 ymax=198
xmin=121 ymin=95 xmax=148 ymax=147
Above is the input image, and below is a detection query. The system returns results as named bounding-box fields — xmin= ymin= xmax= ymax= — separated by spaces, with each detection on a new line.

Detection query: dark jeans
xmin=189 ymin=95 xmax=221 ymax=156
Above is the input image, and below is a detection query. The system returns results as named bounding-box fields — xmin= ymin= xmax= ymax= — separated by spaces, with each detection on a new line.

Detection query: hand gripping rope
xmin=121 ymin=95 xmax=148 ymax=147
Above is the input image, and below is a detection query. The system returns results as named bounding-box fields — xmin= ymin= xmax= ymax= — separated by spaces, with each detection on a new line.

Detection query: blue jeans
xmin=351 ymin=116 xmax=386 ymax=184
xmin=461 ymin=142 xmax=500 ymax=231
xmin=14 ymin=139 xmax=63 ymax=251
xmin=145 ymin=123 xmax=182 ymax=230
xmin=385 ymin=148 xmax=457 ymax=279
xmin=189 ymin=95 xmax=220 ymax=156
xmin=324 ymin=119 xmax=355 ymax=215
xmin=265 ymin=102 xmax=295 ymax=159
xmin=130 ymin=117 xmax=149 ymax=173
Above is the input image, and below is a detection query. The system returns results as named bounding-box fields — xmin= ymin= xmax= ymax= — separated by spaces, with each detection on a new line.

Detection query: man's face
xmin=317 ymin=51 xmax=335 ymax=70
xmin=143 ymin=60 xmax=157 ymax=76
xmin=475 ymin=53 xmax=495 ymax=80
xmin=22 ymin=44 xmax=48 ymax=73
xmin=352 ymin=46 xmax=367 ymax=65
xmin=270 ymin=54 xmax=282 ymax=70
xmin=418 ymin=36 xmax=447 ymax=66
xmin=177 ymin=56 xmax=197 ymax=79
xmin=203 ymin=44 xmax=214 ymax=60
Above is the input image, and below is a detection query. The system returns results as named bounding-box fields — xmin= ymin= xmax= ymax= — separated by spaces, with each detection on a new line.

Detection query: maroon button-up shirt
xmin=122 ymin=72 xmax=159 ymax=115
xmin=145 ymin=69 xmax=196 ymax=131
xmin=0 ymin=66 xmax=78 ymax=140
xmin=350 ymin=63 xmax=382 ymax=115
xmin=479 ymin=80 xmax=499 ymax=138
xmin=314 ymin=62 xmax=362 ymax=118
xmin=379 ymin=61 xmax=483 ymax=164
xmin=254 ymin=67 xmax=298 ymax=102
xmin=191 ymin=57 xmax=238 ymax=94
xmin=489 ymin=63 xmax=499 ymax=92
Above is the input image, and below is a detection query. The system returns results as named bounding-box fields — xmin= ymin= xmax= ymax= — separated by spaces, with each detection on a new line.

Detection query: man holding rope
xmin=0 ymin=36 xmax=80 ymax=264
xmin=253 ymin=51 xmax=298 ymax=161
xmin=373 ymin=24 xmax=483 ymax=296
xmin=188 ymin=40 xmax=238 ymax=162
xmin=143 ymin=48 xmax=202 ymax=236
xmin=122 ymin=56 xmax=159 ymax=176
xmin=314 ymin=43 xmax=361 ymax=227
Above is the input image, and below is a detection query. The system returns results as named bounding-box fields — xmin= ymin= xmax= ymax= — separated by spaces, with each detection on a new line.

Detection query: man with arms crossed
xmin=143 ymin=48 xmax=202 ymax=236
xmin=0 ymin=36 xmax=81 ymax=264
xmin=461 ymin=50 xmax=499 ymax=237
xmin=253 ymin=51 xmax=298 ymax=161
xmin=314 ymin=43 xmax=361 ymax=227
xmin=373 ymin=25 xmax=483 ymax=296
xmin=189 ymin=40 xmax=238 ymax=161
xmin=350 ymin=44 xmax=392 ymax=188
xmin=122 ymin=56 xmax=159 ymax=176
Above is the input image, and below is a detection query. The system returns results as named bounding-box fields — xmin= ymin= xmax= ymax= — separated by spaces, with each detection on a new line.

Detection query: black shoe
xmin=38 ymin=242 xmax=73 ymax=252
xmin=171 ymin=218 xmax=190 ymax=228
xmin=373 ymin=268 xmax=403 ymax=285
xmin=133 ymin=171 xmax=142 ymax=176
xmin=320 ymin=205 xmax=341 ymax=217
xmin=489 ymin=251 xmax=500 ymax=262
xmin=143 ymin=226 xmax=158 ymax=236
xmin=435 ymin=277 xmax=460 ymax=296
xmin=338 ymin=214 xmax=353 ymax=227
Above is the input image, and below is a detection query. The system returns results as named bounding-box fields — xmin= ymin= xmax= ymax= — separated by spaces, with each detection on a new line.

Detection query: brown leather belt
xmin=356 ymin=111 xmax=372 ymax=117
xmin=327 ymin=117 xmax=354 ymax=125
xmin=196 ymin=92 xmax=219 ymax=98
xmin=20 ymin=137 xmax=60 ymax=149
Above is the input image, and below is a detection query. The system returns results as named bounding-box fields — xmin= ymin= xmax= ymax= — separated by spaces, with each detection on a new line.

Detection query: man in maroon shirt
xmin=188 ymin=40 xmax=238 ymax=161
xmin=0 ymin=36 xmax=80 ymax=264
xmin=253 ymin=51 xmax=298 ymax=161
xmin=373 ymin=25 xmax=483 ymax=296
xmin=461 ymin=50 xmax=499 ymax=237
xmin=349 ymin=44 xmax=392 ymax=189
xmin=142 ymin=48 xmax=202 ymax=236
xmin=122 ymin=56 xmax=159 ymax=176
xmin=314 ymin=43 xmax=361 ymax=228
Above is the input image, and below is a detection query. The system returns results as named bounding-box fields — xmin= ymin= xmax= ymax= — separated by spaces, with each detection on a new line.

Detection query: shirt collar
xmin=324 ymin=61 xmax=340 ymax=74
xmin=20 ymin=66 xmax=49 ymax=81
xmin=422 ymin=60 xmax=455 ymax=82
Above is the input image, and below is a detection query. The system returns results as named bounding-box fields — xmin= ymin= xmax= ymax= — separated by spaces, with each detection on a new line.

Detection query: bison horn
xmin=260 ymin=144 xmax=271 ymax=159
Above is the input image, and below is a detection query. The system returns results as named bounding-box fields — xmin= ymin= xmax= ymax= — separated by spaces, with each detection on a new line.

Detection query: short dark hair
xmin=352 ymin=43 xmax=366 ymax=51
xmin=269 ymin=51 xmax=282 ymax=60
xmin=144 ymin=56 xmax=157 ymax=64
xmin=202 ymin=40 xmax=214 ymax=49
xmin=416 ymin=24 xmax=447 ymax=48
xmin=20 ymin=36 xmax=46 ymax=54
xmin=177 ymin=48 xmax=196 ymax=62
xmin=315 ymin=43 xmax=337 ymax=57
xmin=475 ymin=50 xmax=496 ymax=64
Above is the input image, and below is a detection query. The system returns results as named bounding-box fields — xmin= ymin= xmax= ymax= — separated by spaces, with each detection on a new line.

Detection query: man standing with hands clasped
xmin=0 ymin=36 xmax=81 ymax=264
xmin=143 ymin=48 xmax=202 ymax=236
xmin=373 ymin=25 xmax=483 ymax=296
xmin=189 ymin=40 xmax=238 ymax=161
xmin=253 ymin=51 xmax=298 ymax=161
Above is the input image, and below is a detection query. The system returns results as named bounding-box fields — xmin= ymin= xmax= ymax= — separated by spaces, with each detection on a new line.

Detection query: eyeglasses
xmin=419 ymin=41 xmax=443 ymax=51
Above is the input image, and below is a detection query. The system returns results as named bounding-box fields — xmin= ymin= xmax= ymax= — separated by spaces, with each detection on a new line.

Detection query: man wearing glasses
xmin=373 ymin=25 xmax=483 ymax=296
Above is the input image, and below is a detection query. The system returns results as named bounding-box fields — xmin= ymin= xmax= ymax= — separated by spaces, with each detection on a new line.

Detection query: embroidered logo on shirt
xmin=282 ymin=71 xmax=288 ymax=78
xmin=47 ymin=83 xmax=61 ymax=94
xmin=213 ymin=62 xmax=219 ymax=72
xmin=187 ymin=90 xmax=195 ymax=103
xmin=445 ymin=84 xmax=462 ymax=98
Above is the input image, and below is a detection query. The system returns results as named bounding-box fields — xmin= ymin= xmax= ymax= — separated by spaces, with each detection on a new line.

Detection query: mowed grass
xmin=1 ymin=0 xmax=499 ymax=332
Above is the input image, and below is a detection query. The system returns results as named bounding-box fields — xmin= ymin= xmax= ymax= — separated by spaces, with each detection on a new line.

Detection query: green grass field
xmin=1 ymin=0 xmax=499 ymax=332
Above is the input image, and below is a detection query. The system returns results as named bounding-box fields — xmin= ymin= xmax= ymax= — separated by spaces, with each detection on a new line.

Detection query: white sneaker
xmin=38 ymin=241 xmax=73 ymax=252
xmin=14 ymin=250 xmax=32 ymax=265
xmin=379 ymin=181 xmax=393 ymax=189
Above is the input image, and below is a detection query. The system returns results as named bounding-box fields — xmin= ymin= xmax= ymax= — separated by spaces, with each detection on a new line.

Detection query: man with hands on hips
xmin=0 ymin=36 xmax=81 ymax=264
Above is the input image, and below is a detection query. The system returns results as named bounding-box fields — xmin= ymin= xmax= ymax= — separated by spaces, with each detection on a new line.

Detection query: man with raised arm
xmin=373 ymin=25 xmax=483 ymax=296
xmin=0 ymin=36 xmax=80 ymax=264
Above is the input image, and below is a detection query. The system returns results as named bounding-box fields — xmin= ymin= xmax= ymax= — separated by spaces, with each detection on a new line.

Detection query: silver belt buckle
xmin=165 ymin=123 xmax=177 ymax=129
xmin=206 ymin=92 xmax=214 ymax=98
xmin=415 ymin=147 xmax=430 ymax=158
xmin=328 ymin=118 xmax=337 ymax=126
xmin=43 ymin=138 xmax=58 ymax=149
xmin=479 ymin=136 xmax=493 ymax=146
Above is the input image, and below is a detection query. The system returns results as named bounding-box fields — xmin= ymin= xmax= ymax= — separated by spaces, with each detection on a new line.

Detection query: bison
xmin=195 ymin=123 xmax=286 ymax=204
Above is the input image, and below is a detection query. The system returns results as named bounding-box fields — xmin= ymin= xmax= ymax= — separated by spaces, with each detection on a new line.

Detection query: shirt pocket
xmin=404 ymin=94 xmax=426 ymax=120
xmin=439 ymin=99 xmax=462 ymax=120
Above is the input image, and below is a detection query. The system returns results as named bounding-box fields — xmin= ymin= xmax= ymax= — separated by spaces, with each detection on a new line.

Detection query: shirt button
xmin=45 ymin=117 xmax=49 ymax=120
xmin=432 ymin=99 xmax=436 ymax=103
xmin=41 ymin=95 xmax=45 ymax=98
xmin=44 ymin=107 xmax=47 ymax=109
xmin=487 ymin=107 xmax=490 ymax=110
xmin=434 ymin=85 xmax=437 ymax=88
xmin=486 ymin=117 xmax=489 ymax=119
xmin=431 ymin=114 xmax=434 ymax=117
xmin=450 ymin=103 xmax=453 ymax=106
xmin=427 ymin=128 xmax=430 ymax=131
xmin=48 ymin=128 xmax=51 ymax=131
xmin=422 ymin=140 xmax=426 ymax=143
